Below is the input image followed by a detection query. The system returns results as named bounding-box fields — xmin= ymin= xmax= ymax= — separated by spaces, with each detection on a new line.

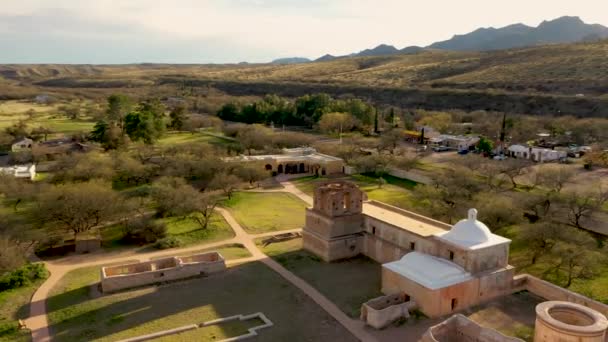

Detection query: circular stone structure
xmin=534 ymin=301 xmax=608 ymax=342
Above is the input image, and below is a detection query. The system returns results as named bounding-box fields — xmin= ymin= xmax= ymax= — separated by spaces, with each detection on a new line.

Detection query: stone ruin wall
xmin=420 ymin=314 xmax=524 ymax=342
xmin=101 ymin=252 xmax=226 ymax=293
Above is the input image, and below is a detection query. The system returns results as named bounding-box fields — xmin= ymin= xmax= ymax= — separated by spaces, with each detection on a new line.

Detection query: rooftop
xmin=435 ymin=209 xmax=510 ymax=250
xmin=383 ymin=252 xmax=473 ymax=290
xmin=228 ymin=147 xmax=343 ymax=163
xmin=362 ymin=202 xmax=448 ymax=237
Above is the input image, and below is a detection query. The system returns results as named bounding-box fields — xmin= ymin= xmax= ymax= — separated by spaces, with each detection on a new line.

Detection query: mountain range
xmin=271 ymin=16 xmax=608 ymax=63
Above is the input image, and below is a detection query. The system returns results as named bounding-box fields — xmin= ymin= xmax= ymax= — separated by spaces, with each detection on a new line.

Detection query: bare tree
xmin=378 ymin=129 xmax=402 ymax=154
xmin=535 ymin=164 xmax=575 ymax=193
xmin=519 ymin=222 xmax=561 ymax=265
xmin=209 ymin=173 xmax=241 ymax=199
xmin=34 ymin=182 xmax=126 ymax=238
xmin=559 ymin=187 xmax=608 ymax=229
xmin=549 ymin=228 xmax=602 ymax=288
xmin=498 ymin=159 xmax=531 ymax=189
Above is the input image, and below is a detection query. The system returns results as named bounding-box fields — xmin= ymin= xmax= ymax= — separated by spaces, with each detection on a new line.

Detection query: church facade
xmin=303 ymin=180 xmax=516 ymax=318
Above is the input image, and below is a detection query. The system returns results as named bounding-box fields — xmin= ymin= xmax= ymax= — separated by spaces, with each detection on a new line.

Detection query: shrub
xmin=153 ymin=237 xmax=182 ymax=250
xmin=0 ymin=263 xmax=48 ymax=292
xmin=122 ymin=218 xmax=167 ymax=244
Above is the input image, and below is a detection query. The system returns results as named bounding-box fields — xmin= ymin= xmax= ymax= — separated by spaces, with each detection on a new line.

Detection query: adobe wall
xmin=360 ymin=293 xmax=417 ymax=329
xmin=434 ymin=242 xmax=510 ymax=274
xmin=302 ymin=230 xmax=363 ymax=262
xmin=363 ymin=216 xmax=436 ymax=263
xmin=420 ymin=314 xmax=524 ymax=342
xmin=304 ymin=209 xmax=364 ymax=239
xmin=382 ymin=267 xmax=516 ymax=318
xmin=515 ymin=275 xmax=608 ymax=318
xmin=101 ymin=252 xmax=226 ymax=293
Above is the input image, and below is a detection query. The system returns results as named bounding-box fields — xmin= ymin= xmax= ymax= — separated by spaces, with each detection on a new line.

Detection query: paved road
xmin=26 ymin=182 xmax=375 ymax=342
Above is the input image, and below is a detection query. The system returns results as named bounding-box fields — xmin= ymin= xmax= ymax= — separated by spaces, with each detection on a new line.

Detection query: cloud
xmin=0 ymin=8 xmax=276 ymax=63
xmin=0 ymin=0 xmax=606 ymax=63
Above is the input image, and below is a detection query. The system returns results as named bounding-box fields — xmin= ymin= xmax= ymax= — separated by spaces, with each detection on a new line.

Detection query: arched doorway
xmin=265 ymin=164 xmax=272 ymax=171
xmin=299 ymin=163 xmax=305 ymax=173
xmin=277 ymin=164 xmax=284 ymax=174
xmin=321 ymin=168 xmax=326 ymax=176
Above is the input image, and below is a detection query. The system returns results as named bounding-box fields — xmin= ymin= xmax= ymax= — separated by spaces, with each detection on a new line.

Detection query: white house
xmin=11 ymin=138 xmax=34 ymax=152
xmin=0 ymin=164 xmax=36 ymax=180
xmin=437 ymin=135 xmax=480 ymax=151
xmin=507 ymin=144 xmax=567 ymax=162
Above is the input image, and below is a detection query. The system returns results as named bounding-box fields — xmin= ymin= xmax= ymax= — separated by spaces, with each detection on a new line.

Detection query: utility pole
xmin=499 ymin=112 xmax=507 ymax=155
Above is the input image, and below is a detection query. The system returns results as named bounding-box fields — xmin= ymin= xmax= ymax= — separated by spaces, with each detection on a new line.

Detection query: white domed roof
xmin=441 ymin=209 xmax=492 ymax=246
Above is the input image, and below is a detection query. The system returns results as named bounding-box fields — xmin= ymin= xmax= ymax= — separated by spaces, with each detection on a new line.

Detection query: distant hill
xmin=271 ymin=57 xmax=311 ymax=65
xmin=400 ymin=46 xmax=424 ymax=54
xmin=315 ymin=54 xmax=338 ymax=62
xmin=429 ymin=16 xmax=608 ymax=51
xmin=355 ymin=44 xmax=400 ymax=57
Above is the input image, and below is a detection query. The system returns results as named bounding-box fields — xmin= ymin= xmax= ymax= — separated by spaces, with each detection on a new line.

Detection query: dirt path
xmin=27 ymin=184 xmax=375 ymax=342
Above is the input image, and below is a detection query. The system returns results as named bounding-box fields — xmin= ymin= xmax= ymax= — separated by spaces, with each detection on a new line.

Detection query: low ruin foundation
xmin=100 ymin=252 xmax=226 ymax=293
xmin=360 ymin=293 xmax=417 ymax=329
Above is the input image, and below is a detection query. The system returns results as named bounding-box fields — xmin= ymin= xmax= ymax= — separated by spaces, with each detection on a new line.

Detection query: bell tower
xmin=302 ymin=181 xmax=365 ymax=261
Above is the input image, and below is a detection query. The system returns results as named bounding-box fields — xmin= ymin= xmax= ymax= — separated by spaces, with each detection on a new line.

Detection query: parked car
xmin=493 ymin=154 xmax=507 ymax=160
xmin=457 ymin=150 xmax=469 ymax=155
xmin=432 ymin=146 xmax=450 ymax=152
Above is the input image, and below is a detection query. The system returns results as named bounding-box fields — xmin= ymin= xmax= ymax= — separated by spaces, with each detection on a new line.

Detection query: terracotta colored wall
xmin=435 ymin=242 xmax=510 ymax=274
xmin=518 ymin=275 xmax=608 ymax=317
xmin=101 ymin=254 xmax=226 ymax=293
xmin=302 ymin=230 xmax=363 ymax=262
xmin=382 ymin=267 xmax=516 ymax=318
xmin=420 ymin=314 xmax=524 ymax=342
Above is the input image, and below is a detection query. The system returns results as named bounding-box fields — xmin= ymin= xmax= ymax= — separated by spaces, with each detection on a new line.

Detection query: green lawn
xmin=0 ymin=278 xmax=47 ymax=342
xmin=155 ymin=318 xmax=264 ymax=342
xmin=47 ymin=262 xmax=357 ymax=342
xmin=101 ymin=213 xmax=235 ymax=250
xmin=503 ymin=226 xmax=608 ymax=303
xmin=223 ymin=192 xmax=308 ymax=234
xmin=32 ymin=116 xmax=95 ymax=134
xmin=258 ymin=238 xmax=383 ymax=318
xmin=156 ymin=132 xmax=229 ymax=146
xmin=150 ymin=244 xmax=251 ymax=261
xmin=291 ymin=174 xmax=416 ymax=210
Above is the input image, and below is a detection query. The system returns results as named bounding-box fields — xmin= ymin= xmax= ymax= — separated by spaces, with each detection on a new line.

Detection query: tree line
xmin=217 ymin=93 xmax=382 ymax=131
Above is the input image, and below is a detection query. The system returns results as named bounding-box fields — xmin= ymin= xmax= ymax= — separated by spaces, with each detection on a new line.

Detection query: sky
xmin=0 ymin=0 xmax=607 ymax=64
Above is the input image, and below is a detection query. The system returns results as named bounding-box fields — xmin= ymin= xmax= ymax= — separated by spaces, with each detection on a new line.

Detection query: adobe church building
xmin=227 ymin=147 xmax=344 ymax=176
xmin=302 ymin=180 xmax=608 ymax=336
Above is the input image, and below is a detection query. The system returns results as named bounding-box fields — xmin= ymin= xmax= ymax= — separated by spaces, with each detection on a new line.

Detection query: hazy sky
xmin=1 ymin=0 xmax=607 ymax=64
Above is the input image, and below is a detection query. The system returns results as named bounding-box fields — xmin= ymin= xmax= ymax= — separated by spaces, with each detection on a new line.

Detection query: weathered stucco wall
xmin=101 ymin=252 xmax=226 ymax=293
xmin=360 ymin=293 xmax=416 ymax=329
xmin=516 ymin=275 xmax=608 ymax=318
xmin=302 ymin=230 xmax=363 ymax=262
xmin=420 ymin=314 xmax=524 ymax=342
xmin=382 ymin=266 xmax=516 ymax=318
xmin=434 ymin=242 xmax=510 ymax=275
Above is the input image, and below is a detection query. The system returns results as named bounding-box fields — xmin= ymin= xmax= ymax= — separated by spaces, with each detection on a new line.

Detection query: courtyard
xmin=46 ymin=262 xmax=357 ymax=342
xmin=222 ymin=192 xmax=308 ymax=234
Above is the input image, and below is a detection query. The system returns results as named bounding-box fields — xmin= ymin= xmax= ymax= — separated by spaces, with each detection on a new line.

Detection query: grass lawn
xmin=101 ymin=213 xmax=235 ymax=250
xmin=156 ymin=132 xmax=230 ymax=146
xmin=47 ymin=262 xmax=357 ymax=342
xmin=291 ymin=174 xmax=416 ymax=210
xmin=0 ymin=278 xmax=48 ymax=342
xmin=150 ymin=244 xmax=252 ymax=261
xmin=223 ymin=192 xmax=308 ymax=234
xmin=258 ymin=237 xmax=383 ymax=318
xmin=155 ymin=318 xmax=264 ymax=342
xmin=502 ymin=226 xmax=608 ymax=304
